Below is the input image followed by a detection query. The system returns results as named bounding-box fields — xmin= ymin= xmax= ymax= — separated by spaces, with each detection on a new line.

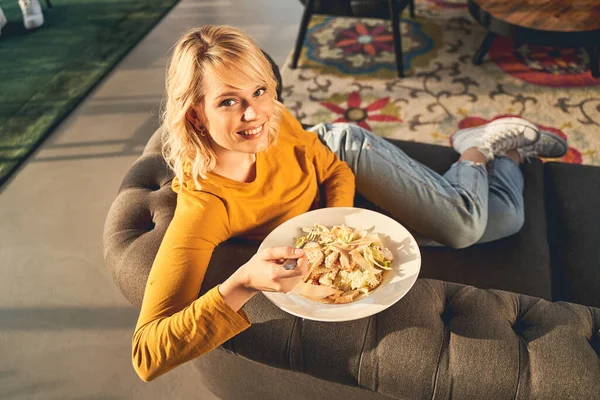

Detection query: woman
xmin=132 ymin=25 xmax=567 ymax=381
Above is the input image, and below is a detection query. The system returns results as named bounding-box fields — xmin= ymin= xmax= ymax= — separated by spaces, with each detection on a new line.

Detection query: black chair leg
xmin=46 ymin=0 xmax=53 ymax=8
xmin=389 ymin=0 xmax=405 ymax=77
xmin=472 ymin=31 xmax=497 ymax=65
xmin=409 ymin=0 xmax=415 ymax=18
xmin=588 ymin=44 xmax=599 ymax=78
xmin=341 ymin=0 xmax=353 ymax=16
xmin=291 ymin=0 xmax=316 ymax=69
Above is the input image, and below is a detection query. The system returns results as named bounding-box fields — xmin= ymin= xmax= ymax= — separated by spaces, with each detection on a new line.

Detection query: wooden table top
xmin=473 ymin=0 xmax=600 ymax=32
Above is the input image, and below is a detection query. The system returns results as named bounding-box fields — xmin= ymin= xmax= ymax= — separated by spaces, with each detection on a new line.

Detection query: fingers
xmin=249 ymin=247 xmax=310 ymax=293
xmin=259 ymin=246 xmax=304 ymax=261
xmin=278 ymin=253 xmax=309 ymax=276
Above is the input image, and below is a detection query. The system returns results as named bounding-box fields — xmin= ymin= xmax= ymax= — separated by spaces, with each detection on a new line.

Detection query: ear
xmin=185 ymin=107 xmax=203 ymax=131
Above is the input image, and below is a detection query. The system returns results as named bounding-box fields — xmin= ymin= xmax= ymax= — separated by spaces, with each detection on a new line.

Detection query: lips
xmin=237 ymin=122 xmax=265 ymax=139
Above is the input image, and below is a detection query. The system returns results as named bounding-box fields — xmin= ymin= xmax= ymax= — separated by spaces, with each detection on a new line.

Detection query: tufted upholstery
xmin=103 ymin=53 xmax=600 ymax=398
xmin=103 ymin=127 xmax=176 ymax=307
xmin=197 ymin=279 xmax=600 ymax=400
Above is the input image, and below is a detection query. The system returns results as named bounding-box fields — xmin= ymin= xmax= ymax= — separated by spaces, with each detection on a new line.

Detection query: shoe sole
xmin=24 ymin=16 xmax=44 ymax=30
xmin=451 ymin=117 xmax=540 ymax=152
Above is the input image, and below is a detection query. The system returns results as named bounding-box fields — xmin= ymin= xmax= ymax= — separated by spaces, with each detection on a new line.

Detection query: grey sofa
xmin=103 ymin=61 xmax=600 ymax=398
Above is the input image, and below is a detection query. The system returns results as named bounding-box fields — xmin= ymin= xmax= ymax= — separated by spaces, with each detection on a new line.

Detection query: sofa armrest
xmin=545 ymin=162 xmax=600 ymax=308
xmin=102 ymin=151 xmax=176 ymax=307
xmin=227 ymin=278 xmax=600 ymax=399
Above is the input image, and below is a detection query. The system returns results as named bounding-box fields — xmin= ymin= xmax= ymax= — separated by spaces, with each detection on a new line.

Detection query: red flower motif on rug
xmin=336 ymin=23 xmax=394 ymax=56
xmin=489 ymin=37 xmax=600 ymax=87
xmin=320 ymin=91 xmax=402 ymax=130
xmin=454 ymin=115 xmax=582 ymax=164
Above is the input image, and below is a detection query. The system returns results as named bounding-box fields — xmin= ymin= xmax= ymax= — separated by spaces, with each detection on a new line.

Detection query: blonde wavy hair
xmin=161 ymin=25 xmax=284 ymax=190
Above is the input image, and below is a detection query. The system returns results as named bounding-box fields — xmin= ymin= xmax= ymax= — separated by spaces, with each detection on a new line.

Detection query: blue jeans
xmin=310 ymin=123 xmax=525 ymax=248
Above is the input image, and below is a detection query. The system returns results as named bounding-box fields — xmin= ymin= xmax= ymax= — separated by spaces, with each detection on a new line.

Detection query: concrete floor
xmin=0 ymin=1 xmax=302 ymax=398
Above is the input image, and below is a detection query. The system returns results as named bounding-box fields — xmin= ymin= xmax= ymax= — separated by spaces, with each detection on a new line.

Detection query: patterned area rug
xmin=280 ymin=0 xmax=600 ymax=166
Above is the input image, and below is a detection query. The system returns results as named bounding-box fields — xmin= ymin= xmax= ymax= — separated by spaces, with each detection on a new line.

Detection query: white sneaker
xmin=19 ymin=0 xmax=44 ymax=30
xmin=0 ymin=7 xmax=8 ymax=37
xmin=450 ymin=117 xmax=540 ymax=161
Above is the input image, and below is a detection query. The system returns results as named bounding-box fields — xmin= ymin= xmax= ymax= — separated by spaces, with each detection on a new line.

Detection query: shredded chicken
xmin=305 ymin=249 xmax=325 ymax=270
xmin=291 ymin=224 xmax=394 ymax=304
xmin=324 ymin=251 xmax=339 ymax=269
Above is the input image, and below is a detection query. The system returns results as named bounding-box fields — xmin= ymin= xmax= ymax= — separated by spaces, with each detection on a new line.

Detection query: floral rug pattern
xmin=280 ymin=0 xmax=600 ymax=165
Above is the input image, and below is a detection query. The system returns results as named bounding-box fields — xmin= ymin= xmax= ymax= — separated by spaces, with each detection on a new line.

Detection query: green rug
xmin=0 ymin=0 xmax=179 ymax=187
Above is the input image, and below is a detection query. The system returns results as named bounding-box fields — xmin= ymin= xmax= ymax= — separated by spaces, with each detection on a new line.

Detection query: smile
xmin=237 ymin=122 xmax=265 ymax=138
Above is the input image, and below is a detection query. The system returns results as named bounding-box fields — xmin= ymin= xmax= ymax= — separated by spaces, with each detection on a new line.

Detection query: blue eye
xmin=219 ymin=99 xmax=236 ymax=107
xmin=254 ymin=87 xmax=267 ymax=97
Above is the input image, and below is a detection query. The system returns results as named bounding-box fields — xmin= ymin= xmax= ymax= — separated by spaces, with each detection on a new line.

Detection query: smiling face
xmin=195 ymin=68 xmax=274 ymax=160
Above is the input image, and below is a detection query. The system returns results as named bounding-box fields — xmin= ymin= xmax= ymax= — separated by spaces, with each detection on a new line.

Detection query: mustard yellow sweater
xmin=132 ymin=108 xmax=355 ymax=381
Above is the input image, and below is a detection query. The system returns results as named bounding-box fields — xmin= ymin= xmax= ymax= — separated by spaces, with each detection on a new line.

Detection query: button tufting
xmin=441 ymin=307 xmax=453 ymax=325
xmin=130 ymin=208 xmax=156 ymax=233
xmin=591 ymin=329 xmax=600 ymax=356
xmin=512 ymin=319 xmax=523 ymax=336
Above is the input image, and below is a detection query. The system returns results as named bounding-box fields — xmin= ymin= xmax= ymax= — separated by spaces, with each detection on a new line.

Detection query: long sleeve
xmin=131 ymin=191 xmax=250 ymax=382
xmin=311 ymin=133 xmax=356 ymax=207
xmin=281 ymin=108 xmax=356 ymax=207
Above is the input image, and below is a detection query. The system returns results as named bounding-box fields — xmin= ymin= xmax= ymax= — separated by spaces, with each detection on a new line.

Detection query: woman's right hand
xmin=239 ymin=247 xmax=309 ymax=293
xmin=219 ymin=247 xmax=309 ymax=311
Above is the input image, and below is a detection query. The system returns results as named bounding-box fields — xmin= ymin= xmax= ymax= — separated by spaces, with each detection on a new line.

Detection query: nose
xmin=243 ymin=105 xmax=257 ymax=121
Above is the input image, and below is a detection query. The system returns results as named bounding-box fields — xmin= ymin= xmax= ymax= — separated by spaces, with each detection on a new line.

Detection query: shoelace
xmin=482 ymin=128 xmax=525 ymax=154
xmin=516 ymin=147 xmax=534 ymax=164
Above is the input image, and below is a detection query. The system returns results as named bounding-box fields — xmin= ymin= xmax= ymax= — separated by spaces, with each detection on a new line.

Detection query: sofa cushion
xmin=544 ymin=162 xmax=600 ymax=308
xmin=193 ymin=347 xmax=391 ymax=400
xmin=194 ymin=278 xmax=600 ymax=400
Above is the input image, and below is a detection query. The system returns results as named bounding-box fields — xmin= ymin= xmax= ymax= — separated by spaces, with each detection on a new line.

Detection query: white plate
xmin=258 ymin=207 xmax=421 ymax=322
